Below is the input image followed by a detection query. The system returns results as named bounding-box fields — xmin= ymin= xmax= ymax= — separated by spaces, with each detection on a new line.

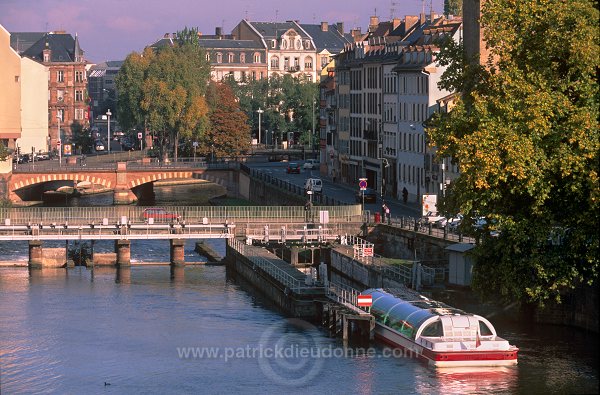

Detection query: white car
xmin=303 ymin=159 xmax=319 ymax=170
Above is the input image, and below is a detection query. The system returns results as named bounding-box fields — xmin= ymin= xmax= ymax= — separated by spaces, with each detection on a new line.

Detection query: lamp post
xmin=57 ymin=114 xmax=62 ymax=166
xmin=106 ymin=109 xmax=112 ymax=154
xmin=311 ymin=98 xmax=315 ymax=158
xmin=256 ymin=108 xmax=264 ymax=146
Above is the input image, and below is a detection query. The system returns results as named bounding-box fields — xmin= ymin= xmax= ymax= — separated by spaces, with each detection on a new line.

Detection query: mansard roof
xmin=246 ymin=21 xmax=310 ymax=40
xmin=151 ymin=37 xmax=263 ymax=51
xmin=299 ymin=23 xmax=351 ymax=54
xmin=12 ymin=31 xmax=84 ymax=62
xmin=9 ymin=32 xmax=45 ymax=54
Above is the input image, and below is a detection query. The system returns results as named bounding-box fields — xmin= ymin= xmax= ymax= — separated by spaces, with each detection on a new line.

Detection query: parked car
xmin=303 ymin=159 xmax=319 ymax=170
xmin=95 ymin=140 xmax=105 ymax=151
xmin=286 ymin=162 xmax=301 ymax=174
xmin=355 ymin=187 xmax=377 ymax=203
xmin=141 ymin=207 xmax=180 ymax=221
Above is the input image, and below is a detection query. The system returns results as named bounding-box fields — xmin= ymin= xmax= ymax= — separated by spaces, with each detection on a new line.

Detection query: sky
xmin=0 ymin=0 xmax=444 ymax=63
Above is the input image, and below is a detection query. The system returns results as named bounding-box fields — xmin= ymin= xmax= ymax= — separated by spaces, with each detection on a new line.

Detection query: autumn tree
xmin=116 ymin=28 xmax=210 ymax=160
xmin=200 ymin=81 xmax=250 ymax=159
xmin=427 ymin=0 xmax=599 ymax=305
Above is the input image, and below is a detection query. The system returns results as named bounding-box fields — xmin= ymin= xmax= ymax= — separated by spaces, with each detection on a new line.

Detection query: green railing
xmin=0 ymin=205 xmax=362 ymax=226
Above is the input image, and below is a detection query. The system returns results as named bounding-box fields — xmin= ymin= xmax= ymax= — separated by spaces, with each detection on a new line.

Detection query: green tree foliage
xmin=116 ymin=28 xmax=211 ymax=160
xmin=444 ymin=0 xmax=462 ymax=16
xmin=225 ymin=74 xmax=318 ymax=144
xmin=427 ymin=0 xmax=599 ymax=305
xmin=0 ymin=141 xmax=10 ymax=161
xmin=200 ymin=81 xmax=251 ymax=159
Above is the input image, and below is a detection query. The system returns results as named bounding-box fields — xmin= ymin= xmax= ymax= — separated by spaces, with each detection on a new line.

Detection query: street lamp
xmin=56 ymin=114 xmax=62 ymax=165
xmin=106 ymin=109 xmax=112 ymax=154
xmin=256 ymin=108 xmax=264 ymax=146
xmin=311 ymin=98 xmax=315 ymax=158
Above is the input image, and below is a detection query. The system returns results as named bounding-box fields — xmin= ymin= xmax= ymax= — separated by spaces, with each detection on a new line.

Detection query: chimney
xmin=320 ymin=22 xmax=328 ymax=32
xmin=164 ymin=33 xmax=170 ymax=38
xmin=351 ymin=28 xmax=362 ymax=41
xmin=336 ymin=22 xmax=344 ymax=34
xmin=369 ymin=16 xmax=379 ymax=32
xmin=172 ymin=32 xmax=177 ymax=39
xmin=215 ymin=26 xmax=222 ymax=37
xmin=403 ymin=15 xmax=419 ymax=33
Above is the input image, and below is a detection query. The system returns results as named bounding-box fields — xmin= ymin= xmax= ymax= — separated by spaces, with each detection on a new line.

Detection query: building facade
xmin=0 ymin=25 xmax=22 ymax=156
xmin=11 ymin=30 xmax=88 ymax=151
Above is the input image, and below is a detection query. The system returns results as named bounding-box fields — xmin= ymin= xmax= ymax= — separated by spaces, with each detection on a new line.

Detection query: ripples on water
xmin=1 ymin=184 xmax=598 ymax=394
xmin=0 ymin=264 xmax=598 ymax=394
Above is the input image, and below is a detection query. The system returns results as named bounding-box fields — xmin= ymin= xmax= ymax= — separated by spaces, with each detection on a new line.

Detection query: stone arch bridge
xmin=5 ymin=162 xmax=240 ymax=204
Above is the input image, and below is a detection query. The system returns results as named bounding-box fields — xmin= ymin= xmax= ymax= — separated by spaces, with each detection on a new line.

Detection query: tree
xmin=444 ymin=0 xmax=462 ymax=16
xmin=427 ymin=0 xmax=599 ymax=305
xmin=201 ymin=81 xmax=250 ymax=159
xmin=116 ymin=28 xmax=211 ymax=161
xmin=225 ymin=74 xmax=318 ymax=145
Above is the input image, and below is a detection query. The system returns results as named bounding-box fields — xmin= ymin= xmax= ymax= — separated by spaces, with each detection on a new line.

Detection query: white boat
xmin=362 ymin=288 xmax=518 ymax=367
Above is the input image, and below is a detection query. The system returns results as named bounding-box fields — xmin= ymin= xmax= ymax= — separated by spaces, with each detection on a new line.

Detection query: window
xmin=228 ymin=53 xmax=234 ymax=63
xmin=216 ymin=53 xmax=222 ymax=63
xmin=206 ymin=53 xmax=210 ymax=61
xmin=57 ymin=90 xmax=65 ymax=102
xmin=304 ymin=57 xmax=313 ymax=70
xmin=57 ymin=70 xmax=64 ymax=83
xmin=75 ymin=90 xmax=83 ymax=102
xmin=43 ymin=53 xmax=49 ymax=62
xmin=240 ymin=53 xmax=246 ymax=63
xmin=271 ymin=40 xmax=277 ymax=48
xmin=75 ymin=71 xmax=84 ymax=83
xmin=57 ymin=109 xmax=64 ymax=122
xmin=253 ymin=53 xmax=261 ymax=63
xmin=75 ymin=108 xmax=84 ymax=120
xmin=271 ymin=56 xmax=279 ymax=68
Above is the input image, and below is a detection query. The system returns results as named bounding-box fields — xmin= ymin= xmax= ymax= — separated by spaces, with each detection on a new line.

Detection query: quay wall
xmin=224 ymin=244 xmax=320 ymax=319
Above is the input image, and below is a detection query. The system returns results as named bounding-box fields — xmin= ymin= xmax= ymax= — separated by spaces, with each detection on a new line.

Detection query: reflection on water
xmin=45 ymin=182 xmax=227 ymax=207
xmin=0 ymin=266 xmax=598 ymax=394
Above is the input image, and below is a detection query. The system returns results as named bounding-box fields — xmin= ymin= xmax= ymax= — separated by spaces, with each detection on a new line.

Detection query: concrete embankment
xmin=194 ymin=241 xmax=223 ymax=264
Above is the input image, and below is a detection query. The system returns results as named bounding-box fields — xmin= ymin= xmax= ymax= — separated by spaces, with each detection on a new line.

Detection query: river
xmin=0 ymin=185 xmax=598 ymax=394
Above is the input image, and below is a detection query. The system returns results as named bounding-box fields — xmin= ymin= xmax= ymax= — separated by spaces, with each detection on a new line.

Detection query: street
xmin=246 ymin=161 xmax=421 ymax=218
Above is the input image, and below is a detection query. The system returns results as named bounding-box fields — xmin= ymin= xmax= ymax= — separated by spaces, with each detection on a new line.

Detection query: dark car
xmin=141 ymin=207 xmax=180 ymax=222
xmin=355 ymin=187 xmax=377 ymax=203
xmin=286 ymin=162 xmax=301 ymax=174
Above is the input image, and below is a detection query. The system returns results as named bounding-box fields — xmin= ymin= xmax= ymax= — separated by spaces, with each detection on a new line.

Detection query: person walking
xmin=385 ymin=204 xmax=391 ymax=224
xmin=402 ymin=187 xmax=408 ymax=204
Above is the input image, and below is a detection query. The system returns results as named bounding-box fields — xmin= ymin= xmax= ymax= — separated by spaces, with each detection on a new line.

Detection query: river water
xmin=0 ymin=186 xmax=598 ymax=394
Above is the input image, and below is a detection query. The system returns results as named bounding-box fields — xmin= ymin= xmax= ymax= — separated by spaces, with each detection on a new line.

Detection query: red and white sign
xmin=357 ymin=294 xmax=372 ymax=307
xmin=362 ymin=247 xmax=374 ymax=257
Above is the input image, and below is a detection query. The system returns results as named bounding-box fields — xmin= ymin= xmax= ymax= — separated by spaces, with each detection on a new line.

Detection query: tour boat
xmin=361 ymin=288 xmax=518 ymax=367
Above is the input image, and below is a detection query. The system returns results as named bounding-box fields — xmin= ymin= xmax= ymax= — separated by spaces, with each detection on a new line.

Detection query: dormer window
xmin=305 ymin=40 xmax=311 ymax=49
xmin=44 ymin=53 xmax=50 ymax=62
xmin=228 ymin=53 xmax=234 ymax=63
xmin=216 ymin=52 xmax=223 ymax=63
xmin=240 ymin=53 xmax=246 ymax=63
xmin=271 ymin=40 xmax=277 ymax=48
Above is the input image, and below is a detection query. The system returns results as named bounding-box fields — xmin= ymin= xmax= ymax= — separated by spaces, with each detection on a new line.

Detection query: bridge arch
xmin=10 ymin=173 xmax=114 ymax=192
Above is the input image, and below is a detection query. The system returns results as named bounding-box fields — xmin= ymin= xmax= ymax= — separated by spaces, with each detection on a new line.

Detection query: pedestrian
xmin=385 ymin=204 xmax=391 ymax=224
xmin=402 ymin=187 xmax=408 ymax=204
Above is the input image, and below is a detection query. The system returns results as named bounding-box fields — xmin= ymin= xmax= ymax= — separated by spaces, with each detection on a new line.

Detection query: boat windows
xmin=479 ymin=320 xmax=493 ymax=336
xmin=421 ymin=321 xmax=443 ymax=337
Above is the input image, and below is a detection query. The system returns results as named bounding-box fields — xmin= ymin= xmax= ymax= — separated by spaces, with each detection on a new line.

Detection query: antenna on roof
xmin=244 ymin=9 xmax=248 ymax=21
xmin=275 ymin=9 xmax=279 ymax=23
xmin=422 ymin=0 xmax=425 ymax=15
xmin=390 ymin=0 xmax=397 ymax=19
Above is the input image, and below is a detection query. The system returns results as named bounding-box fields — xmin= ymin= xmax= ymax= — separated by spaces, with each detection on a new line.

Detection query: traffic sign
xmin=138 ymin=132 xmax=143 ymax=139
xmin=359 ymin=178 xmax=367 ymax=190
xmin=357 ymin=294 xmax=372 ymax=307
xmin=362 ymin=247 xmax=374 ymax=257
